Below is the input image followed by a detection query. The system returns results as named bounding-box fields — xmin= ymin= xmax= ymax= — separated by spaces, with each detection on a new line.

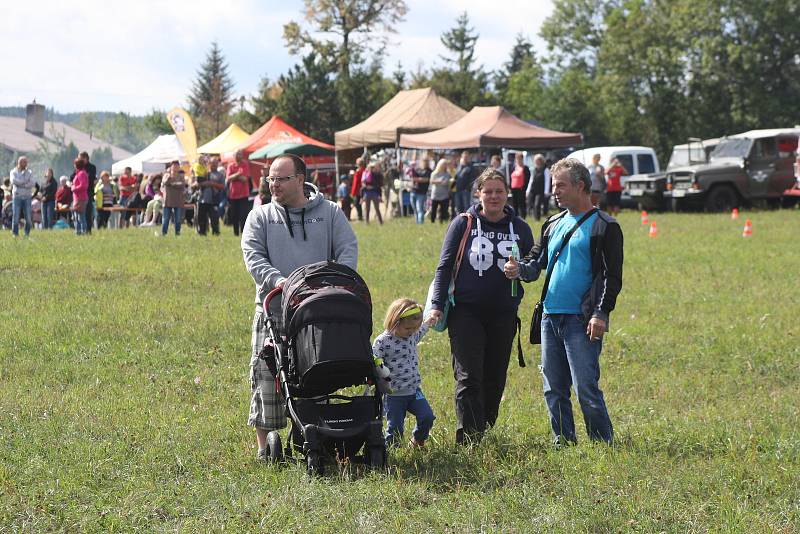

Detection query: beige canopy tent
xmin=399 ymin=106 xmax=582 ymax=150
xmin=197 ymin=123 xmax=250 ymax=154
xmin=334 ymin=87 xmax=466 ymax=161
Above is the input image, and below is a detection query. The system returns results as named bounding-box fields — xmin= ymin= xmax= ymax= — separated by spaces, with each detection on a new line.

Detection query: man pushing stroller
xmin=241 ymin=154 xmax=358 ymax=462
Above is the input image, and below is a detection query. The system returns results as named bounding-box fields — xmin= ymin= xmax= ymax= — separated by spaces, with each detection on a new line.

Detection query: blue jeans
xmin=74 ymin=208 xmax=87 ymax=235
xmin=162 ymin=206 xmax=182 ymax=235
xmin=384 ymin=389 xmax=435 ymax=446
xmin=411 ymin=192 xmax=427 ymax=224
xmin=453 ymin=190 xmax=471 ymax=214
xmin=42 ymin=200 xmax=55 ymax=229
xmin=12 ymin=197 xmax=32 ymax=236
xmin=540 ymin=314 xmax=613 ymax=443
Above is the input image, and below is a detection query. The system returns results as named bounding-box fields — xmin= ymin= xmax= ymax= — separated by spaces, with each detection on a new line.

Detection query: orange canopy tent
xmin=222 ymin=116 xmax=334 ymax=165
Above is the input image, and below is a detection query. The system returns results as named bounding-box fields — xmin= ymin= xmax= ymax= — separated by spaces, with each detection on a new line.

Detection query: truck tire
xmin=704 ymin=185 xmax=738 ymax=212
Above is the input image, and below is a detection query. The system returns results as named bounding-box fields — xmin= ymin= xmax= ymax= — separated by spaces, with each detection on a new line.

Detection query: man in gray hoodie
xmin=10 ymin=156 xmax=36 ymax=237
xmin=241 ymin=153 xmax=358 ymax=461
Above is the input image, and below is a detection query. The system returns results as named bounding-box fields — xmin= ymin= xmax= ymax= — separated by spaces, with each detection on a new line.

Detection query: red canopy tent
xmin=222 ymin=116 xmax=334 ymax=167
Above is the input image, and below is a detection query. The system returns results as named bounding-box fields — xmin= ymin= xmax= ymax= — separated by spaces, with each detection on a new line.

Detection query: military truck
xmin=667 ymin=129 xmax=799 ymax=212
xmin=625 ymin=138 xmax=718 ymax=211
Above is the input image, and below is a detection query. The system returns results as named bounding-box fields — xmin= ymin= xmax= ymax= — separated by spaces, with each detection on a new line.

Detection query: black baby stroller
xmin=260 ymin=261 xmax=386 ymax=475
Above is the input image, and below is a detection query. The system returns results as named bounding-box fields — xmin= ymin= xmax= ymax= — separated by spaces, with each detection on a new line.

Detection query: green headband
xmin=398 ymin=305 xmax=422 ymax=319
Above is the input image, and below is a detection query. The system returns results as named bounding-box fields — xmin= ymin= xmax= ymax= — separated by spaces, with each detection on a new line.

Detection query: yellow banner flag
xmin=166 ymin=108 xmax=198 ymax=164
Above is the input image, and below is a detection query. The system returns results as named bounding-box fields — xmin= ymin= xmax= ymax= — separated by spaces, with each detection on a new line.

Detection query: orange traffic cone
xmin=641 ymin=210 xmax=649 ymax=225
xmin=731 ymin=208 xmax=739 ymax=220
xmin=648 ymin=221 xmax=658 ymax=238
xmin=742 ymin=219 xmax=752 ymax=238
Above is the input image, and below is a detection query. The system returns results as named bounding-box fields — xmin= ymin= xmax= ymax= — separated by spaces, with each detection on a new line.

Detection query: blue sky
xmin=3 ymin=0 xmax=553 ymax=115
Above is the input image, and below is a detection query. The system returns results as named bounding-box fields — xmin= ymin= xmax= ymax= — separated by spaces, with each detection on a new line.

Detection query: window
xmin=617 ymin=155 xmax=634 ymax=175
xmin=753 ymin=138 xmax=777 ymax=159
xmin=637 ymin=154 xmax=656 ymax=174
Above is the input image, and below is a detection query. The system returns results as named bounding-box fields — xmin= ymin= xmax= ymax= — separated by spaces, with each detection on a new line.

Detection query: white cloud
xmin=383 ymin=0 xmax=554 ymax=74
xmin=1 ymin=0 xmax=554 ymax=114
xmin=2 ymin=0 xmax=296 ymax=113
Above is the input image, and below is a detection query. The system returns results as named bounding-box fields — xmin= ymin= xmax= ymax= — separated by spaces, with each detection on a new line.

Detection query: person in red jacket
xmin=604 ymin=158 xmax=626 ymax=216
xmin=350 ymin=157 xmax=365 ymax=221
xmin=226 ymin=150 xmax=252 ymax=236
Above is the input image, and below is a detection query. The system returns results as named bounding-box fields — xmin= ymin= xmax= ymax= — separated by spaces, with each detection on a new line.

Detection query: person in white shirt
xmin=10 ymin=157 xmax=36 ymax=237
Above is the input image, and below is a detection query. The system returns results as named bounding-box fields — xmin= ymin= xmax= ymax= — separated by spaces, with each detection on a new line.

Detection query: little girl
xmin=372 ymin=298 xmax=436 ymax=448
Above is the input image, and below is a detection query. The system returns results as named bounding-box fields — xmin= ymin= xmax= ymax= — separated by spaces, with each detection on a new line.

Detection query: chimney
xmin=25 ymin=100 xmax=46 ymax=136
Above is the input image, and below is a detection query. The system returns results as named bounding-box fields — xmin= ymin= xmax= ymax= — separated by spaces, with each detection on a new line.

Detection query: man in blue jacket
xmin=505 ymin=158 xmax=623 ymax=445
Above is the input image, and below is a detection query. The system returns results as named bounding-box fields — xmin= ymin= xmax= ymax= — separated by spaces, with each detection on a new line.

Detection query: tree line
xmin=188 ymin=0 xmax=798 ymax=163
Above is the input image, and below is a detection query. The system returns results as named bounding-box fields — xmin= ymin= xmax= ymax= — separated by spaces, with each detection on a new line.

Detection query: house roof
xmin=0 ymin=116 xmax=133 ymax=161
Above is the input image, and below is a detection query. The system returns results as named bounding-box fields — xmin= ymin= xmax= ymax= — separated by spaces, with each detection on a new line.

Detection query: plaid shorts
xmin=248 ymin=308 xmax=287 ymax=430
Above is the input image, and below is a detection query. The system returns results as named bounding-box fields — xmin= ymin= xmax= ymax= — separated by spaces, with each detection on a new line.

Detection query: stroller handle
xmin=263 ymin=286 xmax=283 ymax=313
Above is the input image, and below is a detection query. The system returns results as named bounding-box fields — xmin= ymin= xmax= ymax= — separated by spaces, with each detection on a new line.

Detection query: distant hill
xmin=0 ymin=106 xmax=171 ymax=154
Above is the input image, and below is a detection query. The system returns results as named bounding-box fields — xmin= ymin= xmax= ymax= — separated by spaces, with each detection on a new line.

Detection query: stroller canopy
xmin=281 ymin=261 xmax=372 ymax=338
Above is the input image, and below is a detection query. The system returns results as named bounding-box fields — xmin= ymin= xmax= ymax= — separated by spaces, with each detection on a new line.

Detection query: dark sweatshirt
xmin=432 ymin=204 xmax=534 ymax=314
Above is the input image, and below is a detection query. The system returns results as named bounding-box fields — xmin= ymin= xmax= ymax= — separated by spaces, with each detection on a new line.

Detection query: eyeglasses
xmin=267 ymin=174 xmax=298 ymax=184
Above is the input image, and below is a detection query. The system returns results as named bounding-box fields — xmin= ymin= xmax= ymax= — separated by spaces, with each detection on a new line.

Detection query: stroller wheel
xmin=267 ymin=431 xmax=283 ymax=463
xmin=367 ymin=445 xmax=386 ymax=470
xmin=306 ymin=451 xmax=324 ymax=477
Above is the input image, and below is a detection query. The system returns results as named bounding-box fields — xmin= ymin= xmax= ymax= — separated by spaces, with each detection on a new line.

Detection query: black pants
xmin=85 ymin=198 xmax=94 ymax=233
xmin=352 ymin=194 xmax=363 ymax=221
xmin=97 ymin=207 xmax=111 ymax=229
xmin=528 ymin=192 xmax=548 ymax=221
xmin=197 ymin=203 xmax=220 ymax=235
xmin=431 ymin=199 xmax=449 ymax=223
xmin=228 ymin=197 xmax=250 ymax=236
xmin=511 ymin=188 xmax=526 ymax=218
xmin=448 ymin=305 xmax=518 ymax=442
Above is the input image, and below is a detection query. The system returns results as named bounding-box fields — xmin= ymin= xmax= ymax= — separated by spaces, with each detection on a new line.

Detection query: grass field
xmin=1 ymin=210 xmax=799 ymax=532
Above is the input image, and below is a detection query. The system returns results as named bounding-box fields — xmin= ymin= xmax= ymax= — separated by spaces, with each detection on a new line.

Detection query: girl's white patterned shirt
xmin=372 ymin=323 xmax=430 ymax=396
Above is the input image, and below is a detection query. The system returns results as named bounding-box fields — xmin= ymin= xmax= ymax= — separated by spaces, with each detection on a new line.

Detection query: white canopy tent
xmin=111 ymin=134 xmax=188 ymax=175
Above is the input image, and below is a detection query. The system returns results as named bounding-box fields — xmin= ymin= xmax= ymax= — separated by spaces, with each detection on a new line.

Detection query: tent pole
xmin=334 ymin=151 xmax=340 ymax=189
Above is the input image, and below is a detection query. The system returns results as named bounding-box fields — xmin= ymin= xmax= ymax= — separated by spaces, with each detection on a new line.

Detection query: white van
xmin=567 ymin=146 xmax=660 ymax=205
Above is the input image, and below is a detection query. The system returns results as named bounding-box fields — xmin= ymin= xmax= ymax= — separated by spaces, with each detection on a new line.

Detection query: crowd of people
xmin=4 ymin=146 xmax=626 ymax=238
xmin=336 ymin=150 xmax=571 ymax=226
xmin=3 ymin=150 xmax=290 ymax=237
xmin=5 ymin=145 xmax=625 ymax=458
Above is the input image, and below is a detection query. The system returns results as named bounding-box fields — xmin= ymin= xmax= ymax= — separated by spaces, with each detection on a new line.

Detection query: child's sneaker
xmin=409 ymin=439 xmax=425 ymax=449
xmin=256 ymin=448 xmax=268 ymax=463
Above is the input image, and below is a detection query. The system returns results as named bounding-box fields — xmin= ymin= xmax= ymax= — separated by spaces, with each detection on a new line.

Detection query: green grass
xmin=1 ymin=210 xmax=799 ymax=532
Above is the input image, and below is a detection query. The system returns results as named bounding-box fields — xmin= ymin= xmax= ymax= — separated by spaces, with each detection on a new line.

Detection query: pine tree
xmin=392 ymin=61 xmax=406 ymax=92
xmin=275 ymin=53 xmax=340 ymax=142
xmin=188 ymin=43 xmax=235 ymax=142
xmin=429 ymin=12 xmax=492 ymax=110
xmin=495 ymin=33 xmax=537 ymax=98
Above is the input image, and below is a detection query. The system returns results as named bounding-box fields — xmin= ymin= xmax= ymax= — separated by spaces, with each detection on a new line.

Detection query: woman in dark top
xmin=41 ymin=168 xmax=57 ymax=229
xmin=527 ymin=154 xmax=549 ymax=221
xmin=411 ymin=157 xmax=431 ymax=224
xmin=428 ymin=167 xmax=534 ymax=443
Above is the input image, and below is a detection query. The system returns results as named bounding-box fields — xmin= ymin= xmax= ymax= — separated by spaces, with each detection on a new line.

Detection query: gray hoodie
xmin=241 ymin=183 xmax=358 ymax=306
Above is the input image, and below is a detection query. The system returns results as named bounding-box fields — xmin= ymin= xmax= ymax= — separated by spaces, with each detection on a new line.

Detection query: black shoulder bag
xmin=530 ymin=208 xmax=598 ymax=344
